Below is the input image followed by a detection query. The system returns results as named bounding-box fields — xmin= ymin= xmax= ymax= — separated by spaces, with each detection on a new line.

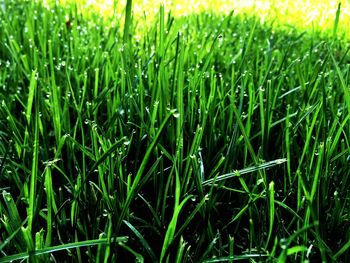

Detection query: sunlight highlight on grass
xmin=47 ymin=0 xmax=350 ymax=37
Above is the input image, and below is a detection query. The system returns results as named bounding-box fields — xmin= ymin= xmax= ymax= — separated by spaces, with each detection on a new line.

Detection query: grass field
xmin=1 ymin=0 xmax=350 ymax=262
xmin=45 ymin=0 xmax=350 ymax=38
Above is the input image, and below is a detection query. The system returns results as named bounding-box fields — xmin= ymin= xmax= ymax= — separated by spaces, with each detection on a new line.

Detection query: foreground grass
xmin=0 ymin=0 xmax=350 ymax=262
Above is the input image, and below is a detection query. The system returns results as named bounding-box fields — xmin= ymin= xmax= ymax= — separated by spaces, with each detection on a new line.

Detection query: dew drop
xmin=280 ymin=238 xmax=288 ymax=250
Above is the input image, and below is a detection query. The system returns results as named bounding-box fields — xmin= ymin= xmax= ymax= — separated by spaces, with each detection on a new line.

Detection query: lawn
xmin=0 ymin=0 xmax=350 ymax=262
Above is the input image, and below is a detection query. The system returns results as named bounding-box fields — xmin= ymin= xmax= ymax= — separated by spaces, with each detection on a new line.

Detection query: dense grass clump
xmin=1 ymin=0 xmax=350 ymax=262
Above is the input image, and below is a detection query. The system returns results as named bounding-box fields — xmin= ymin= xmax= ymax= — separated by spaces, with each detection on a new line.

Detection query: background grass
xmin=0 ymin=0 xmax=350 ymax=262
xmin=49 ymin=0 xmax=350 ymax=40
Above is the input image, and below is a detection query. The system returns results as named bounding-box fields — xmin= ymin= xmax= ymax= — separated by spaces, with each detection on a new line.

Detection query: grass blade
xmin=0 ymin=237 xmax=128 ymax=263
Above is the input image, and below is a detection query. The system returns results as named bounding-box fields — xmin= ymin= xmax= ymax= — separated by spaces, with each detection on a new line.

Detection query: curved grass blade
xmin=123 ymin=220 xmax=157 ymax=261
xmin=334 ymin=239 xmax=350 ymax=260
xmin=202 ymin=253 xmax=269 ymax=262
xmin=202 ymin=159 xmax=287 ymax=186
xmin=88 ymin=137 xmax=126 ymax=175
xmin=0 ymin=237 xmax=128 ymax=263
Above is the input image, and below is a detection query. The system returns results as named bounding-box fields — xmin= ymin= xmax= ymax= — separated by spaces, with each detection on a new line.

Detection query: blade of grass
xmin=123 ymin=220 xmax=157 ymax=261
xmin=27 ymin=85 xmax=39 ymax=232
xmin=202 ymin=158 xmax=286 ymax=186
xmin=266 ymin=181 xmax=275 ymax=247
xmin=333 ymin=3 xmax=341 ymax=40
xmin=0 ymin=237 xmax=128 ymax=263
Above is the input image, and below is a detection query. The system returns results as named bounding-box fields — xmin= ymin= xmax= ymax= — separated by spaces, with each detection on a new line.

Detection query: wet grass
xmin=0 ymin=0 xmax=350 ymax=262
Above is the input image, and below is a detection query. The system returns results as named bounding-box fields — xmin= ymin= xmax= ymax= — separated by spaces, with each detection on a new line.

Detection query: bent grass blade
xmin=202 ymin=158 xmax=287 ymax=186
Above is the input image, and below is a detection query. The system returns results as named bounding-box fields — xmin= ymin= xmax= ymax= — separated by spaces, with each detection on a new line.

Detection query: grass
xmin=0 ymin=0 xmax=350 ymax=262
xmin=51 ymin=0 xmax=350 ymax=39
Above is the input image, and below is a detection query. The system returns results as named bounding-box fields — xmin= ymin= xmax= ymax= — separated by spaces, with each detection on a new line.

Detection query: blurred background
xmin=42 ymin=0 xmax=350 ymax=37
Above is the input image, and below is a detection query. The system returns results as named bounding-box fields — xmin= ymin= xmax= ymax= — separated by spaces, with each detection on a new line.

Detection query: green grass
xmin=1 ymin=0 xmax=350 ymax=262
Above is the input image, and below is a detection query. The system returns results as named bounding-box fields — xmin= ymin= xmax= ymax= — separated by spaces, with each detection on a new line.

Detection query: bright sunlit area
xmin=45 ymin=0 xmax=350 ymax=36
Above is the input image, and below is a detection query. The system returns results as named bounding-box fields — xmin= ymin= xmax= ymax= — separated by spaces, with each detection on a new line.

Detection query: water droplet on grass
xmin=280 ymin=238 xmax=288 ymax=249
xmin=173 ymin=112 xmax=180 ymax=118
